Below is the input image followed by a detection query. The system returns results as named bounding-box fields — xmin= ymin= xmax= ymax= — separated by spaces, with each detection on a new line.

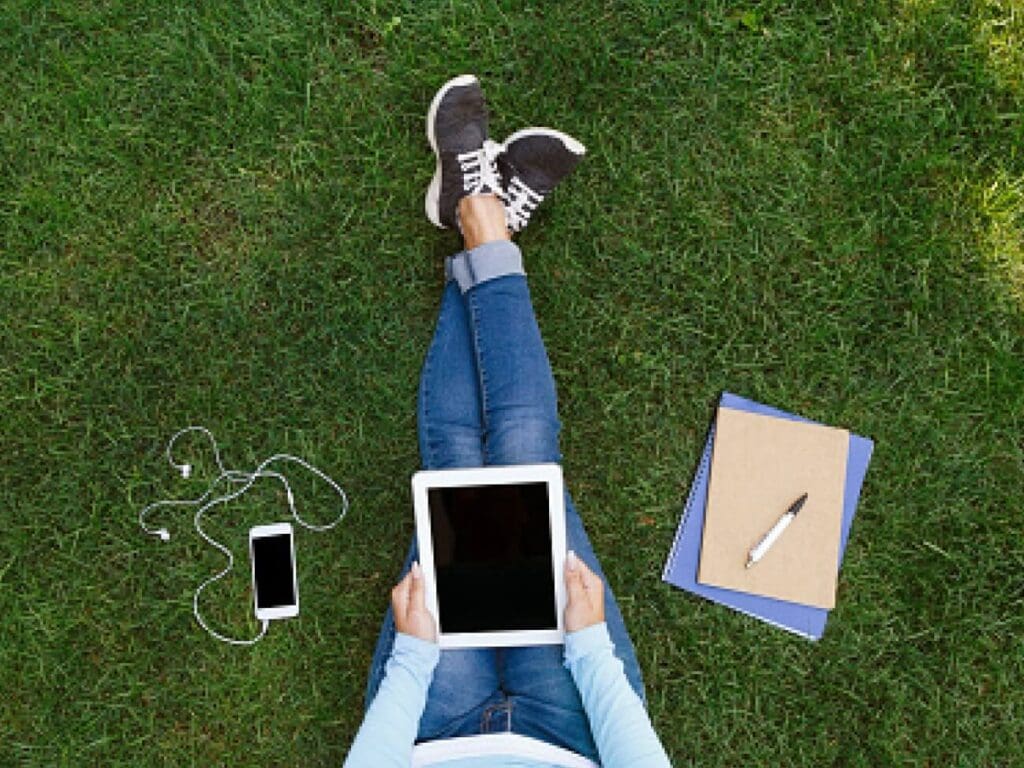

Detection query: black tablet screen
xmin=428 ymin=482 xmax=557 ymax=633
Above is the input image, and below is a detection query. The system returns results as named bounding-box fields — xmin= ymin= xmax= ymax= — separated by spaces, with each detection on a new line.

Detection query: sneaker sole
xmin=424 ymin=74 xmax=479 ymax=229
xmin=502 ymin=126 xmax=587 ymax=157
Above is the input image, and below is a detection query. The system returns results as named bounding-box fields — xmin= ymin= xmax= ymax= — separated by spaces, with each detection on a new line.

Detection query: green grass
xmin=2 ymin=0 xmax=1023 ymax=765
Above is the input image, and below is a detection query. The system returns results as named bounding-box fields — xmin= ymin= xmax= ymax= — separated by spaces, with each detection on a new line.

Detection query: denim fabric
xmin=446 ymin=239 xmax=526 ymax=293
xmin=363 ymin=242 xmax=646 ymax=761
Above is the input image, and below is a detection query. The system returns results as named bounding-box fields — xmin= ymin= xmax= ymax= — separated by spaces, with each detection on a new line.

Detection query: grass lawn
xmin=2 ymin=0 xmax=1023 ymax=765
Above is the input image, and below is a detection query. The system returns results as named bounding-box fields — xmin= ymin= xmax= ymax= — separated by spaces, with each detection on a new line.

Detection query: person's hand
xmin=392 ymin=562 xmax=437 ymax=643
xmin=564 ymin=550 xmax=605 ymax=633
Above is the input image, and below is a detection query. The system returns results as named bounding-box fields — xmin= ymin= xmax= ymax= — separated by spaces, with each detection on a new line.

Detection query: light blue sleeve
xmin=564 ymin=623 xmax=672 ymax=768
xmin=343 ymin=632 xmax=440 ymax=768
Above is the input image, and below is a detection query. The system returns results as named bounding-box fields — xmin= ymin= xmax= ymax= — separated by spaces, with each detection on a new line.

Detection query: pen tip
xmin=789 ymin=492 xmax=810 ymax=515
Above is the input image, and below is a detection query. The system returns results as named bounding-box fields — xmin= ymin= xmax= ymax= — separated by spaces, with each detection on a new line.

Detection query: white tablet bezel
xmin=411 ymin=464 xmax=567 ymax=649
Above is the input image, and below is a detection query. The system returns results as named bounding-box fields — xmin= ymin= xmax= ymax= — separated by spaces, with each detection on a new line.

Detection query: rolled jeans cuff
xmin=444 ymin=240 xmax=524 ymax=293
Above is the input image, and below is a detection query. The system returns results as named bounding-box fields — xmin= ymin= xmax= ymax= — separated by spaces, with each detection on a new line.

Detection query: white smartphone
xmin=249 ymin=522 xmax=299 ymax=621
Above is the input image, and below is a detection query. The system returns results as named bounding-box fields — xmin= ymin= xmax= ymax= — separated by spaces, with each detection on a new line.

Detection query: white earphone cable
xmin=138 ymin=426 xmax=349 ymax=646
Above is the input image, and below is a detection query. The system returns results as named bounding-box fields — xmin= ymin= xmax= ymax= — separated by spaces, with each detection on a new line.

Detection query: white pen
xmin=746 ymin=493 xmax=809 ymax=568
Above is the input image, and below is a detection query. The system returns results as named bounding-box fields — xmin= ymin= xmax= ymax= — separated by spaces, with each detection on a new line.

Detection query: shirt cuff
xmin=394 ymin=632 xmax=441 ymax=672
xmin=564 ymin=622 xmax=614 ymax=665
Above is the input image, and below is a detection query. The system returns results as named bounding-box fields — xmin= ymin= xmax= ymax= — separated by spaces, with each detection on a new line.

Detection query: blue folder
xmin=662 ymin=392 xmax=874 ymax=640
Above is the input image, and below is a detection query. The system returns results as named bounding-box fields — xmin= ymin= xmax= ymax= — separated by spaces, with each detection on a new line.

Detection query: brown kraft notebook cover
xmin=697 ymin=405 xmax=849 ymax=609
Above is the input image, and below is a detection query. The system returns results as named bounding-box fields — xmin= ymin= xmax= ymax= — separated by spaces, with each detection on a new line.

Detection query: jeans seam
xmin=481 ymin=699 xmax=512 ymax=734
xmin=466 ymin=288 xmax=491 ymax=445
xmin=421 ymin=283 xmax=458 ymax=470
xmin=420 ymin=332 xmax=437 ymax=470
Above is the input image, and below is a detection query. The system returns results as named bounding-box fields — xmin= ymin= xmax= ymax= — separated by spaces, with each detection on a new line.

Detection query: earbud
xmin=157 ymin=528 xmax=171 ymax=541
xmin=180 ymin=464 xmax=192 ymax=479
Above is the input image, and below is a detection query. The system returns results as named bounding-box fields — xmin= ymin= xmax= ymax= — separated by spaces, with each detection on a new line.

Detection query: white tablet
xmin=411 ymin=464 xmax=567 ymax=649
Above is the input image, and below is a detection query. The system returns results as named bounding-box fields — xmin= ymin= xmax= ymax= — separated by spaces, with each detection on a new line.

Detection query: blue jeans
xmin=363 ymin=241 xmax=646 ymax=762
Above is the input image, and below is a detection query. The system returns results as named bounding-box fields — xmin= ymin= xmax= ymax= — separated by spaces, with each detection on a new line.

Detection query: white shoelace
xmin=457 ymin=139 xmax=503 ymax=196
xmin=500 ymin=176 xmax=545 ymax=232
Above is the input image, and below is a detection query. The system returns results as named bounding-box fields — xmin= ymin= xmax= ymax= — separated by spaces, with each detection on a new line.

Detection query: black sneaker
xmin=425 ymin=74 xmax=502 ymax=230
xmin=495 ymin=128 xmax=586 ymax=233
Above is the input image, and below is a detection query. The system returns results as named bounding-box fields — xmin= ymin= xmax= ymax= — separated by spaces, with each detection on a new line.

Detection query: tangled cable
xmin=137 ymin=426 xmax=349 ymax=646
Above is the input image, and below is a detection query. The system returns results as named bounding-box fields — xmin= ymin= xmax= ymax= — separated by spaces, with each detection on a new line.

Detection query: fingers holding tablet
xmin=392 ymin=562 xmax=438 ymax=643
xmin=564 ymin=550 xmax=606 ymax=633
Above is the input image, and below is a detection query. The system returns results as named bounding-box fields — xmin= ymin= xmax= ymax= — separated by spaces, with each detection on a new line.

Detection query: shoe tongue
xmin=483 ymin=138 xmax=503 ymax=157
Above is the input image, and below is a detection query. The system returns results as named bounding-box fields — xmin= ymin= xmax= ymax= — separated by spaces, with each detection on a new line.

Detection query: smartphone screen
xmin=252 ymin=533 xmax=296 ymax=609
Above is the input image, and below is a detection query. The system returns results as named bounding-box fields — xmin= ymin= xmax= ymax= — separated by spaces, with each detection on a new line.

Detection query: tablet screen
xmin=428 ymin=481 xmax=557 ymax=633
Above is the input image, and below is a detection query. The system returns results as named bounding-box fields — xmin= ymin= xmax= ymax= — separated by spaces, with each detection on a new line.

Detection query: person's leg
xmin=417 ymin=279 xmax=488 ymax=471
xmin=449 ymin=195 xmax=647 ymax=757
xmin=363 ymin=272 xmax=502 ymax=740
xmin=448 ymin=194 xmax=558 ymax=467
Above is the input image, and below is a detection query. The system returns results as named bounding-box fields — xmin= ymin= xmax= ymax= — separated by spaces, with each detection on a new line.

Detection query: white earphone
xmin=138 ymin=426 xmax=349 ymax=646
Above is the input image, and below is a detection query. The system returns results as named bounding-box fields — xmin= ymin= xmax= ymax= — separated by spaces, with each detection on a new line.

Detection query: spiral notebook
xmin=662 ymin=392 xmax=874 ymax=640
